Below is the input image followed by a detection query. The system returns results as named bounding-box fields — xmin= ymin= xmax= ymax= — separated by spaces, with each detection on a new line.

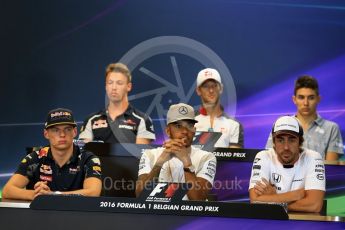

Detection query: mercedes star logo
xmin=178 ymin=106 xmax=188 ymax=115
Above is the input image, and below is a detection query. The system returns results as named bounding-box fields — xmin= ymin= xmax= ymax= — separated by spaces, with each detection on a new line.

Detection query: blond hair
xmin=105 ymin=62 xmax=132 ymax=82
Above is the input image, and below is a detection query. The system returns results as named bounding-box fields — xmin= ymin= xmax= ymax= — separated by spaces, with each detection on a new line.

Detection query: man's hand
xmin=33 ymin=181 xmax=52 ymax=198
xmin=155 ymin=145 xmax=173 ymax=167
xmin=254 ymin=178 xmax=277 ymax=196
xmin=163 ymin=139 xmax=192 ymax=167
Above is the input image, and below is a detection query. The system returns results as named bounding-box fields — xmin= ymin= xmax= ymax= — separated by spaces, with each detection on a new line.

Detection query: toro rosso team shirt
xmin=79 ymin=104 xmax=155 ymax=143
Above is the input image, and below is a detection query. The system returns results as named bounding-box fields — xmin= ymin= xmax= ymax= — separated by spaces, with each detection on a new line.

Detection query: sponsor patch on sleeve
xmin=139 ymin=157 xmax=146 ymax=170
xmin=252 ymin=165 xmax=261 ymax=170
xmin=93 ymin=166 xmax=101 ymax=172
xmin=91 ymin=157 xmax=101 ymax=165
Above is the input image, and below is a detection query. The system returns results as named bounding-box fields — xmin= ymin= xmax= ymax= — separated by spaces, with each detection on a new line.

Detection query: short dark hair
xmin=294 ymin=75 xmax=319 ymax=95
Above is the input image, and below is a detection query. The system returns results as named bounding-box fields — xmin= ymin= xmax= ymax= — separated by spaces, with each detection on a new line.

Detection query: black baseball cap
xmin=45 ymin=108 xmax=77 ymax=129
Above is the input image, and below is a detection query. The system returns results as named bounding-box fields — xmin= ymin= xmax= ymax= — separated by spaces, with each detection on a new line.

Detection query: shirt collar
xmin=198 ymin=105 xmax=225 ymax=117
xmin=105 ymin=103 xmax=133 ymax=117
xmin=314 ymin=114 xmax=324 ymax=126
xmin=47 ymin=144 xmax=80 ymax=165
xmin=294 ymin=114 xmax=324 ymax=127
xmin=68 ymin=145 xmax=80 ymax=164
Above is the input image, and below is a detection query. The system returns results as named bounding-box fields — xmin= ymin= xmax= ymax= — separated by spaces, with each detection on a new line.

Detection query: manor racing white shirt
xmin=138 ymin=146 xmax=217 ymax=185
xmin=249 ymin=148 xmax=325 ymax=193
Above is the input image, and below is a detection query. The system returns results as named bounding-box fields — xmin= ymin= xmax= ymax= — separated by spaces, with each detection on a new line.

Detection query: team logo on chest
xmin=272 ymin=173 xmax=281 ymax=183
xmin=69 ymin=166 xmax=81 ymax=174
xmin=119 ymin=119 xmax=137 ymax=130
xmin=40 ymin=164 xmax=52 ymax=175
xmin=220 ymin=127 xmax=227 ymax=133
xmin=39 ymin=164 xmax=53 ymax=182
xmin=124 ymin=119 xmax=136 ymax=126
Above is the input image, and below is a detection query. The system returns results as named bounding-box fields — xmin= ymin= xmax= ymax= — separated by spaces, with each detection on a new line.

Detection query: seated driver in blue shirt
xmin=2 ymin=108 xmax=102 ymax=200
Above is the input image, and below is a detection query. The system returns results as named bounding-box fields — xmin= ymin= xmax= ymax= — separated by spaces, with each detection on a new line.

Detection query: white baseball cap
xmin=196 ymin=68 xmax=222 ymax=87
xmin=166 ymin=103 xmax=198 ymax=125
xmin=272 ymin=116 xmax=303 ymax=137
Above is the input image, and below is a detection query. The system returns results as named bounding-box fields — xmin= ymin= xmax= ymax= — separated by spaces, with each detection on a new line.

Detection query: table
xmin=1 ymin=196 xmax=344 ymax=230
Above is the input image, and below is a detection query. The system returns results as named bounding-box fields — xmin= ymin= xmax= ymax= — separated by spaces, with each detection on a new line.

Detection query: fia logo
xmin=272 ymin=173 xmax=282 ymax=183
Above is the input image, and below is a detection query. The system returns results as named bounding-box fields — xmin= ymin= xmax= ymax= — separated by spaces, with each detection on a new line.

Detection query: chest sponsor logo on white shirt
xmin=272 ymin=173 xmax=281 ymax=183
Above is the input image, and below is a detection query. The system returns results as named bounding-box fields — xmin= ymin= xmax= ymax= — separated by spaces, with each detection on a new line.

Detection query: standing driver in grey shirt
xmin=266 ymin=75 xmax=343 ymax=160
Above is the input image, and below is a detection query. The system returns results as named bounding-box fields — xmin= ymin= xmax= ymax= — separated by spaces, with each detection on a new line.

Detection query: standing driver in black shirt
xmin=79 ymin=62 xmax=155 ymax=144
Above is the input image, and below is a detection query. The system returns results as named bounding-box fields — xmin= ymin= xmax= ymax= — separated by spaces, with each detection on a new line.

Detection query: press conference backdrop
xmin=1 ymin=0 xmax=345 ymax=207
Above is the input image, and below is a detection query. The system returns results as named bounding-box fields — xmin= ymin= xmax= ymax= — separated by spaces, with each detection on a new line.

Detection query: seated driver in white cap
xmin=249 ymin=116 xmax=325 ymax=212
xmin=135 ymin=103 xmax=217 ymax=201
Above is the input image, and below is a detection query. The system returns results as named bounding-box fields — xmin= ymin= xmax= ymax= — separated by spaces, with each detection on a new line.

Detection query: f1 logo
xmin=149 ymin=183 xmax=167 ymax=196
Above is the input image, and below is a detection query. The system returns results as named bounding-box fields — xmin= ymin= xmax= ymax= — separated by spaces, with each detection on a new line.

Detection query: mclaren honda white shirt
xmin=249 ymin=148 xmax=325 ymax=193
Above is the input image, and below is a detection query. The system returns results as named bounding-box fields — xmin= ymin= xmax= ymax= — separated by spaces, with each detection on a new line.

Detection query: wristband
xmin=183 ymin=165 xmax=196 ymax=173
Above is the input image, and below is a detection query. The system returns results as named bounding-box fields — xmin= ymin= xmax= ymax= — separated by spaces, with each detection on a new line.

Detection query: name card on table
xmin=30 ymin=195 xmax=288 ymax=220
